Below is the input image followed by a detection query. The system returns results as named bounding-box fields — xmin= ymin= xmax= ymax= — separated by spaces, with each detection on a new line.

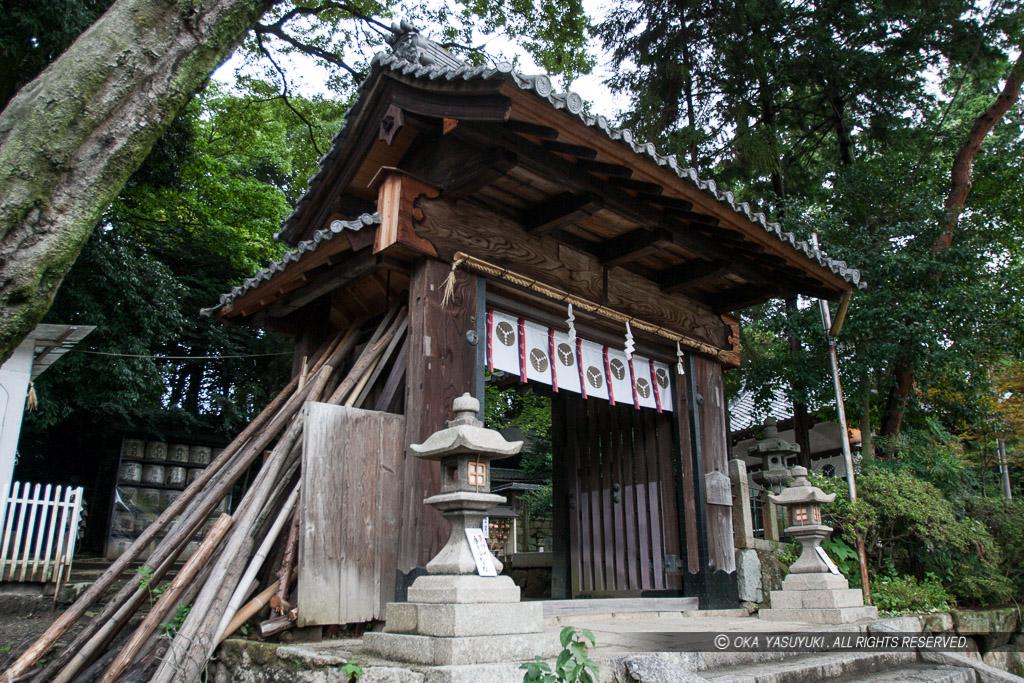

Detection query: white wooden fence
xmin=0 ymin=482 xmax=84 ymax=589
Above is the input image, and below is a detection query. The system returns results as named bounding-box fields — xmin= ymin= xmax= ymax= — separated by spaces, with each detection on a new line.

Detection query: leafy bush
xmin=871 ymin=575 xmax=953 ymax=615
xmin=965 ymin=497 xmax=1024 ymax=599
xmin=812 ymin=468 xmax=1012 ymax=606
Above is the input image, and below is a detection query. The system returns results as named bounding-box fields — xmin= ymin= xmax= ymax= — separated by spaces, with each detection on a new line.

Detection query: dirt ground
xmin=0 ymin=597 xmax=85 ymax=674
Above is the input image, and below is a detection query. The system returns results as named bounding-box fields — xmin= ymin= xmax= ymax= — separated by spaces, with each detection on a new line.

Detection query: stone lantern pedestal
xmin=365 ymin=394 xmax=557 ymax=666
xmin=758 ymin=466 xmax=878 ymax=625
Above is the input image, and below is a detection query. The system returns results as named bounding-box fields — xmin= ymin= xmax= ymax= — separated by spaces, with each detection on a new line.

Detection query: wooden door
xmin=559 ymin=396 xmax=683 ymax=597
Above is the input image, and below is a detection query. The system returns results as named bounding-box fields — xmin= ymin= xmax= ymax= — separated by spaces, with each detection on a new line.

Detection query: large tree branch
xmin=880 ymin=51 xmax=1024 ymax=441
xmin=0 ymin=0 xmax=280 ymax=367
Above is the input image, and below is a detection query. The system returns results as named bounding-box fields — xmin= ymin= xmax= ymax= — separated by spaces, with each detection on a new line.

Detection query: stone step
xmin=541 ymin=597 xmax=700 ymax=618
xmin=838 ymin=663 xmax=975 ymax=683
xmin=702 ymin=650 xmax=918 ymax=683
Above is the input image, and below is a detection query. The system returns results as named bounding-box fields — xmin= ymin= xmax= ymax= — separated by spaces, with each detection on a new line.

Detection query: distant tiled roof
xmin=273 ymin=27 xmax=865 ymax=291
xmin=204 ymin=213 xmax=380 ymax=314
xmin=728 ymin=386 xmax=793 ymax=433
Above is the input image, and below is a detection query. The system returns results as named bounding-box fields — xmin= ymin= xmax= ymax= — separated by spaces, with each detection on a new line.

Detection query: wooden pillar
xmin=550 ymin=394 xmax=570 ymax=599
xmin=397 ymin=258 xmax=479 ymax=572
xmin=688 ymin=354 xmax=739 ymax=608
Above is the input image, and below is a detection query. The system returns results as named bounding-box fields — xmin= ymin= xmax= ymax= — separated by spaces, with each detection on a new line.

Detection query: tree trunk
xmin=0 ymin=0 xmax=277 ymax=364
xmin=880 ymin=51 xmax=1024 ymax=439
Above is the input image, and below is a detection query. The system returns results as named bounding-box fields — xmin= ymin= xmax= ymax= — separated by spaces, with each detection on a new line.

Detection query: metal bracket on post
xmin=664 ymin=555 xmax=685 ymax=575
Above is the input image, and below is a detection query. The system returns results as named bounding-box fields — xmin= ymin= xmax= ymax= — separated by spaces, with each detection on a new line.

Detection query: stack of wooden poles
xmin=3 ymin=307 xmax=410 ymax=683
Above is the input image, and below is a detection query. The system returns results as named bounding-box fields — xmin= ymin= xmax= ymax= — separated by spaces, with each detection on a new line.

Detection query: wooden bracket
xmin=370 ymin=167 xmax=440 ymax=259
xmin=379 ymin=104 xmax=405 ymax=145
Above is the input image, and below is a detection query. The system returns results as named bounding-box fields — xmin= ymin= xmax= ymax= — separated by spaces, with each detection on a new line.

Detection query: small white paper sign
xmin=816 ymin=546 xmax=841 ymax=575
xmin=465 ymin=528 xmax=498 ymax=577
xmin=482 ymin=516 xmax=489 ymax=538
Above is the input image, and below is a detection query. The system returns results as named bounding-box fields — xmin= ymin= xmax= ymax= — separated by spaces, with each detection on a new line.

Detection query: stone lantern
xmin=748 ymin=418 xmax=797 ymax=490
xmin=365 ymin=394 xmax=556 ymax=666
xmin=768 ymin=466 xmax=834 ymax=573
xmin=748 ymin=418 xmax=798 ymax=540
xmin=410 ymin=392 xmax=522 ymax=575
xmin=758 ymin=465 xmax=877 ymax=624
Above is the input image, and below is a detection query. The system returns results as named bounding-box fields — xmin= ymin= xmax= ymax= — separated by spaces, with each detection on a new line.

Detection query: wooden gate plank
xmin=642 ymin=410 xmax=666 ymax=591
xmin=615 ymin=404 xmax=639 ymax=590
xmin=657 ymin=410 xmax=683 ymax=590
xmin=299 ymin=402 xmax=406 ymax=626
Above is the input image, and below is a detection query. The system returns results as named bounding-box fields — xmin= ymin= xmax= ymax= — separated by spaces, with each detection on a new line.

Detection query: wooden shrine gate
xmin=555 ymin=396 xmax=683 ymax=597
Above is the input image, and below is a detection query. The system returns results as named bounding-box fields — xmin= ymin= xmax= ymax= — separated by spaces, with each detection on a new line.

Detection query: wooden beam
xmin=662 ymin=207 xmax=720 ymax=225
xmin=524 ymin=192 xmax=605 ymax=235
xmin=505 ymin=119 xmax=559 ymax=139
xmin=708 ymin=285 xmax=780 ymax=313
xmin=265 ymin=251 xmax=381 ymax=318
xmin=544 ymin=139 xmax=598 ymax=159
xmin=577 ymin=158 xmax=633 ymax=177
xmin=372 ymin=167 xmax=440 ymax=260
xmin=595 ymin=229 xmax=671 ymax=266
xmin=656 ymin=259 xmax=730 ymax=293
xmin=607 ymin=176 xmax=664 ymax=195
xmin=415 ymin=196 xmax=734 ymax=352
xmin=645 ymin=194 xmax=694 ymax=212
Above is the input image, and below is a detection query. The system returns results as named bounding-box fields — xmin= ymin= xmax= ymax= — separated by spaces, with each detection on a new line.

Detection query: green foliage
xmin=965 ymin=498 xmax=1024 ymax=598
xmin=341 ymin=659 xmax=363 ymax=681
xmin=814 ymin=468 xmax=1014 ymax=606
xmin=820 ymin=537 xmax=859 ymax=586
xmin=871 ymin=575 xmax=953 ymax=615
xmin=485 ymin=382 xmax=553 ymax=475
xmin=161 ymin=604 xmax=191 ymax=638
xmin=521 ymin=626 xmax=599 ymax=683
xmin=0 ymin=0 xmax=114 ymax=108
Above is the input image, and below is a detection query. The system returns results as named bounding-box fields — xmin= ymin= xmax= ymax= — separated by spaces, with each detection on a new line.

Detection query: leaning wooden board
xmin=298 ymin=403 xmax=405 ymax=626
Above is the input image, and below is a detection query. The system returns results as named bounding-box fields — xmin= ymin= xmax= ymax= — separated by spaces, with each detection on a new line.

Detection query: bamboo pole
xmin=220 ymin=581 xmax=279 ymax=642
xmin=215 ymin=484 xmax=300 ymax=643
xmin=15 ymin=326 xmax=363 ymax=680
xmin=98 ymin=514 xmax=233 ymax=683
xmin=152 ymin=424 xmax=307 ymax=683
xmin=327 ymin=309 xmax=407 ymax=405
xmin=273 ymin=507 xmax=301 ymax=615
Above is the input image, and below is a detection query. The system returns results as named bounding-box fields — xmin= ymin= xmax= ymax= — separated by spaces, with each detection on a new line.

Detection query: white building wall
xmin=0 ymin=340 xmax=34 ymax=528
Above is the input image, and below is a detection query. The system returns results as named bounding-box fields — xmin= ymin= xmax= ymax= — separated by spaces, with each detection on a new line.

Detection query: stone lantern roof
xmin=748 ymin=417 xmax=800 ymax=458
xmin=768 ymin=466 xmax=835 ymax=506
xmin=409 ymin=394 xmax=523 ymax=460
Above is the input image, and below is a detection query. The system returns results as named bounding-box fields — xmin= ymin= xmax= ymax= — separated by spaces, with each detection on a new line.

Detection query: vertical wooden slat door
xmin=562 ymin=396 xmax=683 ymax=597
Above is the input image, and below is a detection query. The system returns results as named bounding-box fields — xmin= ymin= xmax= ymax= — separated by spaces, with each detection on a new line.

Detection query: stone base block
xmin=406 ymin=574 xmax=520 ymax=604
xmin=781 ymin=573 xmax=849 ymax=591
xmin=770 ymin=588 xmax=865 ymax=609
xmin=385 ymin=601 xmax=543 ymax=637
xmin=406 ymin=575 xmax=520 ymax=604
xmin=363 ymin=630 xmax=558 ymax=666
xmin=758 ymin=605 xmax=879 ymax=625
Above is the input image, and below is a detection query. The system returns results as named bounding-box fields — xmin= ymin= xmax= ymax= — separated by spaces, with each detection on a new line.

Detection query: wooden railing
xmin=0 ymin=482 xmax=85 ymax=590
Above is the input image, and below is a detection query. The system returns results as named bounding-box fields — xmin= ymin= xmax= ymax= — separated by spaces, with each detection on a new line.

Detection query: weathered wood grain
xmin=399 ymin=259 xmax=478 ymax=570
xmin=298 ymin=403 xmax=406 ymax=625
xmin=693 ymin=356 xmax=736 ymax=574
xmin=415 ymin=197 xmax=732 ymax=353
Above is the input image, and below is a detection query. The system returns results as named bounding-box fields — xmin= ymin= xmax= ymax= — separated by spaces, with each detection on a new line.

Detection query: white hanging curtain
xmin=486 ymin=308 xmax=674 ymax=413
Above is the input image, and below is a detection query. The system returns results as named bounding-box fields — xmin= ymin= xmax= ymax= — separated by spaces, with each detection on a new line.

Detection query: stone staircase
xmin=611 ymin=649 xmax=1022 ymax=683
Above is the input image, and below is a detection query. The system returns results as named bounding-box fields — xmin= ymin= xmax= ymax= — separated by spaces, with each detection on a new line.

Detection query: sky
xmin=213 ymin=0 xmax=633 ymax=124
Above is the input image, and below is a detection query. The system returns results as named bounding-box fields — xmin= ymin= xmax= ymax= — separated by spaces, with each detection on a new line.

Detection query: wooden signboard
xmin=704 ymin=471 xmax=733 ymax=507
xmin=298 ymin=402 xmax=406 ymax=626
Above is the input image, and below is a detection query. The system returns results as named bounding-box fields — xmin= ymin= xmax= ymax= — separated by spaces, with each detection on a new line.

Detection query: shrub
xmin=871 ymin=575 xmax=953 ymax=615
xmin=965 ymin=497 xmax=1024 ymax=599
xmin=811 ymin=467 xmax=1012 ymax=606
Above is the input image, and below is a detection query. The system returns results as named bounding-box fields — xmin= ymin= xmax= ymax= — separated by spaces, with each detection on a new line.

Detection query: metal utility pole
xmin=812 ymin=235 xmax=872 ymax=604
xmin=997 ymin=438 xmax=1013 ymax=500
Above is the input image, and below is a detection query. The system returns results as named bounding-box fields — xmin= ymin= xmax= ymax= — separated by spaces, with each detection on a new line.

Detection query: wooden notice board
xmin=298 ymin=402 xmax=405 ymax=626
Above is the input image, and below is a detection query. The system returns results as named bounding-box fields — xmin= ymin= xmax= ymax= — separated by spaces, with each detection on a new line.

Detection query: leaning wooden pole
xmin=98 ymin=514 xmax=233 ymax=683
xmin=10 ymin=326 xmax=361 ymax=680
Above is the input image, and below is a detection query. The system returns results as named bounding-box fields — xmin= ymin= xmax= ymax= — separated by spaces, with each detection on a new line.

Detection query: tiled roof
xmin=274 ymin=30 xmax=864 ymax=291
xmin=216 ymin=27 xmax=865 ymax=316
xmin=204 ymin=213 xmax=380 ymax=314
xmin=728 ymin=385 xmax=793 ymax=433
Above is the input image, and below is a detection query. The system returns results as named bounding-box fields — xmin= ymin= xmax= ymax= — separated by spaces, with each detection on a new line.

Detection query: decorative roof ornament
xmin=386 ymin=19 xmax=463 ymax=69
